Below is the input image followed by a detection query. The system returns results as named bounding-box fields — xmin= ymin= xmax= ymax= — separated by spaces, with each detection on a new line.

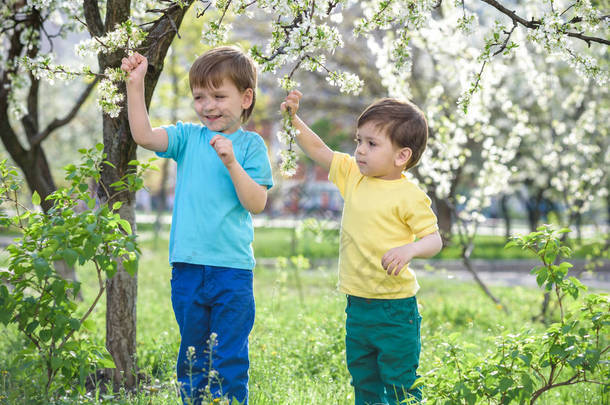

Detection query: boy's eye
xmin=354 ymin=138 xmax=361 ymax=144
xmin=215 ymin=95 xmax=226 ymax=99
xmin=369 ymin=142 xmax=376 ymax=147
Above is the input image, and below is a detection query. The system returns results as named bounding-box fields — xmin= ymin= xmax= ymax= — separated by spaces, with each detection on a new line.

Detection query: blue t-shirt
xmin=156 ymin=121 xmax=273 ymax=269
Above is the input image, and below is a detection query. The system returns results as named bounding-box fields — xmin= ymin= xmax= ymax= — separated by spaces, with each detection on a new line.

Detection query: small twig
xmin=217 ymin=0 xmax=233 ymax=26
xmin=58 ymin=261 xmax=106 ymax=352
xmin=492 ymin=22 xmax=518 ymax=56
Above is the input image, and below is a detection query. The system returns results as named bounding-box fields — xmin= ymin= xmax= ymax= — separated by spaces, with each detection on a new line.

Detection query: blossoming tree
xmin=3 ymin=0 xmax=607 ymax=389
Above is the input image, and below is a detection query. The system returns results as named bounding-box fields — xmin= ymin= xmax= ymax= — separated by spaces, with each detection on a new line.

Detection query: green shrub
xmin=0 ymin=146 xmax=152 ymax=399
xmin=422 ymin=225 xmax=609 ymax=404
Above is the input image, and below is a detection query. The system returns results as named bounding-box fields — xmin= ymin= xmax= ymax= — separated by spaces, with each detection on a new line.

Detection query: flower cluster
xmin=76 ymin=21 xmax=147 ymax=58
xmin=526 ymin=10 xmax=609 ymax=86
xmin=98 ymin=68 xmax=127 ymax=118
xmin=201 ymin=21 xmax=232 ymax=47
xmin=325 ymin=70 xmax=364 ymax=95
xmin=20 ymin=55 xmax=80 ymax=84
xmin=277 ymin=149 xmax=298 ymax=177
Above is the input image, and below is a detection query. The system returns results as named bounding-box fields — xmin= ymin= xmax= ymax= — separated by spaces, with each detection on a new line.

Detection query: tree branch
xmin=493 ymin=22 xmax=517 ymax=56
xmin=29 ymin=77 xmax=100 ymax=148
xmin=530 ymin=373 xmax=581 ymax=404
xmin=480 ymin=0 xmax=609 ymax=46
xmin=480 ymin=0 xmax=540 ymax=28
xmin=83 ymin=0 xmax=105 ymax=37
xmin=565 ymin=31 xmax=610 ymax=46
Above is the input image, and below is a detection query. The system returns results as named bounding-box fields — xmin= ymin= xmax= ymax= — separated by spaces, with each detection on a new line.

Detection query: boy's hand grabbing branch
xmin=280 ymin=90 xmax=333 ymax=172
xmin=121 ymin=52 xmax=148 ymax=85
xmin=120 ymin=51 xmax=169 ymax=152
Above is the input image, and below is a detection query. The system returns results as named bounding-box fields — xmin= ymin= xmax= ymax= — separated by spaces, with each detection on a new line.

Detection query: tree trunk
xmin=100 ymin=103 xmax=139 ymax=388
xmin=525 ymin=190 xmax=544 ymax=231
xmin=461 ymin=244 xmax=508 ymax=313
xmin=500 ymin=194 xmax=512 ymax=240
xmin=574 ymin=211 xmax=582 ymax=241
xmin=434 ymin=197 xmax=453 ymax=245
xmin=94 ymin=0 xmax=195 ymax=389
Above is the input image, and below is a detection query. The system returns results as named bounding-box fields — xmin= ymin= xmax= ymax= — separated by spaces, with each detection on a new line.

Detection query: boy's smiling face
xmin=192 ymin=78 xmax=253 ymax=134
xmin=354 ymin=122 xmax=411 ymax=180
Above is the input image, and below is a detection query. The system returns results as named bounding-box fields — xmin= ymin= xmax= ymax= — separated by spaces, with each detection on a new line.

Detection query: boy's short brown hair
xmin=357 ymin=98 xmax=428 ymax=170
xmin=189 ymin=46 xmax=257 ymax=122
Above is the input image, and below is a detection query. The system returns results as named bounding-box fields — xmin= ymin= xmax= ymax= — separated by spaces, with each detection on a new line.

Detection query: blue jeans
xmin=171 ymin=262 xmax=255 ymax=405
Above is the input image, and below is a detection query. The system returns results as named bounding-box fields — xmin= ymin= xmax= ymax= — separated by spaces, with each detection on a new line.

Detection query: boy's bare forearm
xmin=125 ymin=82 xmax=151 ymax=143
xmin=407 ymin=231 xmax=443 ymax=258
xmin=226 ymin=161 xmax=267 ymax=214
xmin=292 ymin=115 xmax=334 ymax=171
xmin=125 ymin=83 xmax=168 ymax=152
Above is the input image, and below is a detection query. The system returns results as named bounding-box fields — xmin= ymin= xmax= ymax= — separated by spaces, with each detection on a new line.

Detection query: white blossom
xmin=325 ymin=70 xmax=363 ymax=95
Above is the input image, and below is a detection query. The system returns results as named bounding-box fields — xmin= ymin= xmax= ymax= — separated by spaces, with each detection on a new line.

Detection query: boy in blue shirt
xmin=121 ymin=46 xmax=273 ymax=405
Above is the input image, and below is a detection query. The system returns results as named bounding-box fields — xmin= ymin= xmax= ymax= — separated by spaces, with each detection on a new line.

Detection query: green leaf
xmin=33 ymin=257 xmax=50 ymax=278
xmin=112 ymin=202 xmax=123 ymax=211
xmin=118 ymin=219 xmax=132 ymax=234
xmin=95 ymin=143 xmax=104 ymax=152
xmin=69 ymin=318 xmax=80 ymax=331
xmin=40 ymin=329 xmax=52 ymax=343
xmin=94 ymin=349 xmax=116 ymax=369
xmin=61 ymin=249 xmax=79 ymax=268
xmin=498 ymin=377 xmax=513 ymax=392
xmin=51 ymin=355 xmax=63 ymax=371
xmin=410 ymin=377 xmax=425 ymax=390
xmin=536 ymin=268 xmax=548 ymax=286
xmin=124 ymin=257 xmax=138 ymax=276
xmin=504 ymin=240 xmax=518 ymax=249
xmin=32 ymin=191 xmax=41 ymax=206
xmin=25 ymin=321 xmax=39 ymax=334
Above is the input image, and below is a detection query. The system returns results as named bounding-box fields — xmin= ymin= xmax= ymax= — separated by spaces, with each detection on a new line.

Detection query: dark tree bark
xmin=434 ymin=197 xmax=453 ymax=245
xmin=500 ymin=194 xmax=512 ymax=239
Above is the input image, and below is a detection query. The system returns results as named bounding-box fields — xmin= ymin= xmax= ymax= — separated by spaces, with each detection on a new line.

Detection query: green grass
xmin=1 ymin=225 xmax=605 ymax=262
xmin=0 ymin=233 xmax=608 ymax=404
xmin=251 ymin=227 xmax=604 ymax=260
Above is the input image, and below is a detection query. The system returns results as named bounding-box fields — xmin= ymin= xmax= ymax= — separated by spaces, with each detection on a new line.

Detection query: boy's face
xmin=354 ymin=122 xmax=411 ymax=180
xmin=192 ymin=78 xmax=253 ymax=134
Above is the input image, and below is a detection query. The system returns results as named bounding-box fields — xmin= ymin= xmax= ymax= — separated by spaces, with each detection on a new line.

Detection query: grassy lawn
xmin=251 ymin=226 xmax=604 ymax=260
xmin=1 ymin=231 xmax=608 ymax=404
xmin=1 ymin=224 xmax=605 ymax=261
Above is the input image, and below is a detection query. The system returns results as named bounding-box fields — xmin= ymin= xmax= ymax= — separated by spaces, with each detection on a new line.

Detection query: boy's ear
xmin=241 ymin=88 xmax=254 ymax=109
xmin=395 ymin=147 xmax=412 ymax=168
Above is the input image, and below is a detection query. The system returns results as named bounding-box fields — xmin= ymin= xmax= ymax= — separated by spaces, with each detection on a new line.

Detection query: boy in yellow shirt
xmin=281 ymin=91 xmax=443 ymax=404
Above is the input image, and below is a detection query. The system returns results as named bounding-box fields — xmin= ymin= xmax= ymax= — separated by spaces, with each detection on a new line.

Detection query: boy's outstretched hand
xmin=210 ymin=135 xmax=236 ymax=168
xmin=120 ymin=52 xmax=148 ymax=84
xmin=281 ymin=90 xmax=303 ymax=116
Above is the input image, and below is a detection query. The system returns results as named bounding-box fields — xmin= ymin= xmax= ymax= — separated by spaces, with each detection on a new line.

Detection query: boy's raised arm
xmin=121 ymin=52 xmax=168 ymax=153
xmin=282 ymin=90 xmax=333 ymax=171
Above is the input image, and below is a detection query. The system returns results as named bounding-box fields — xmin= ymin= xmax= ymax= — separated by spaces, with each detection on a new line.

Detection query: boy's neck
xmin=373 ymin=167 xmax=405 ymax=180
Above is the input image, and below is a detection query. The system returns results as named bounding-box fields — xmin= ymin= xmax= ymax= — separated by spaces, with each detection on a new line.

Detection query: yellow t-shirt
xmin=329 ymin=152 xmax=439 ymax=299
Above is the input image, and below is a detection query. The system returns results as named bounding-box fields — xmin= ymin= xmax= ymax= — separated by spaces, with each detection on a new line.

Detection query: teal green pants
xmin=345 ymin=295 xmax=422 ymax=405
